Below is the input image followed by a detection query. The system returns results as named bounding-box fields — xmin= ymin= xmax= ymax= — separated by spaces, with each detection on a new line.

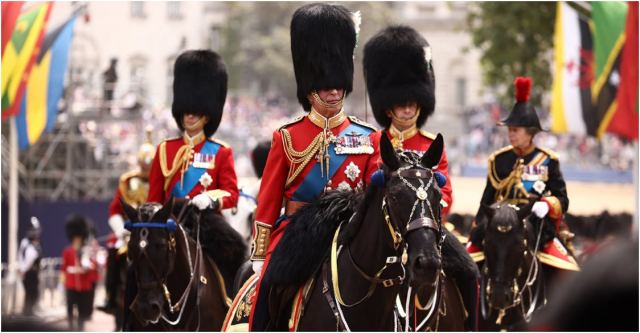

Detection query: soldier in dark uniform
xmin=363 ymin=25 xmax=479 ymax=331
xmin=18 ymin=217 xmax=42 ymax=316
xmin=467 ymin=77 xmax=578 ymax=272
xmin=248 ymin=4 xmax=379 ymax=330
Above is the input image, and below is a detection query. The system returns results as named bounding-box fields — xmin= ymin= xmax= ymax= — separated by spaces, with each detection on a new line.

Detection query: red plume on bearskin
xmin=514 ymin=76 xmax=532 ymax=102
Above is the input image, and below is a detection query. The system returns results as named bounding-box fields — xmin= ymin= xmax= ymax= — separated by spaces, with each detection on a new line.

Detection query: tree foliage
xmin=466 ymin=2 xmax=556 ymax=105
xmin=219 ymin=2 xmax=393 ymax=114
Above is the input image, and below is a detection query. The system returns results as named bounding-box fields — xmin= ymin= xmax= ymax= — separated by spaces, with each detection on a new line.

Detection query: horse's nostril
xmin=415 ymin=256 xmax=429 ymax=270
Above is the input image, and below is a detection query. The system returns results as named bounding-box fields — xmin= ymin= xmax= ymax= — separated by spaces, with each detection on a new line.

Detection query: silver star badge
xmin=533 ymin=180 xmax=546 ymax=195
xmin=344 ymin=162 xmax=361 ymax=182
xmin=337 ymin=181 xmax=352 ymax=192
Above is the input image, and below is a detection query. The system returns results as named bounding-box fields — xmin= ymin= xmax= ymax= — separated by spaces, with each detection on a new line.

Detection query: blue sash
xmin=292 ymin=124 xmax=372 ymax=202
xmin=171 ymin=141 xmax=220 ymax=198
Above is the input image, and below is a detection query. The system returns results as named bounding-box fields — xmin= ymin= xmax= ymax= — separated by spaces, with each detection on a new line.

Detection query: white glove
xmin=531 ymin=201 xmax=550 ymax=218
xmin=252 ymin=260 xmax=264 ymax=274
xmin=108 ymin=214 xmax=126 ymax=239
xmin=191 ymin=193 xmax=216 ymax=211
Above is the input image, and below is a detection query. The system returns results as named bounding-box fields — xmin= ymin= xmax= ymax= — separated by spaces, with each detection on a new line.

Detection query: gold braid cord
xmin=280 ymin=129 xmax=324 ymax=187
xmin=488 ymin=158 xmax=529 ymax=204
xmin=159 ymin=141 xmax=193 ymax=191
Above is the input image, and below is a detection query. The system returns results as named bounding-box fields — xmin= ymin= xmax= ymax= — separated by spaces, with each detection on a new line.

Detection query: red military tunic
xmin=61 ymin=246 xmax=98 ymax=292
xmin=372 ymin=127 xmax=453 ymax=217
xmin=249 ymin=109 xmax=380 ymax=329
xmin=147 ymin=133 xmax=239 ymax=209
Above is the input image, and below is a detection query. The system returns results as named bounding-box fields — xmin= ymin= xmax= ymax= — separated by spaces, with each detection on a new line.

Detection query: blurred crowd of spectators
xmin=457 ymin=103 xmax=636 ymax=173
xmin=70 ymin=94 xmax=635 ymax=178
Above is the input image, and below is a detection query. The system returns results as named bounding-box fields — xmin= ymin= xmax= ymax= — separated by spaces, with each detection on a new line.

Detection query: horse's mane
xmin=265 ymin=189 xmax=362 ymax=287
xmin=175 ymin=204 xmax=249 ymax=284
xmin=338 ymin=184 xmax=381 ymax=245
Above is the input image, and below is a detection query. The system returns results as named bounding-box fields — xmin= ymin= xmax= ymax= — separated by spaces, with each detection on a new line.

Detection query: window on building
xmin=131 ymin=2 xmax=146 ymax=19
xmin=129 ymin=55 xmax=148 ymax=99
xmin=166 ymin=55 xmax=176 ymax=105
xmin=209 ymin=26 xmax=221 ymax=51
xmin=456 ymin=78 xmax=467 ymax=107
xmin=167 ymin=2 xmax=182 ymax=20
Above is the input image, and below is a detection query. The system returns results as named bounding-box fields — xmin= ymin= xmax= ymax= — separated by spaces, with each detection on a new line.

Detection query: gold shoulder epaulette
xmin=537 ymin=146 xmax=559 ymax=160
xmin=278 ymin=115 xmax=305 ymax=131
xmin=209 ymin=137 xmax=230 ymax=148
xmin=119 ymin=169 xmax=142 ymax=183
xmin=348 ymin=116 xmax=378 ymax=131
xmin=488 ymin=145 xmax=513 ymax=162
xmin=419 ymin=129 xmax=436 ymax=140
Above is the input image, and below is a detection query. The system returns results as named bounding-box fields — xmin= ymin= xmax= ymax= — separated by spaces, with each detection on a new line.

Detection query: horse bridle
xmin=125 ymin=213 xmax=201 ymax=325
xmin=327 ymin=161 xmax=445 ymax=331
xmin=482 ymin=206 xmax=543 ymax=325
xmin=386 ymin=164 xmax=445 ymax=250
xmin=126 ymin=220 xmax=179 ymax=292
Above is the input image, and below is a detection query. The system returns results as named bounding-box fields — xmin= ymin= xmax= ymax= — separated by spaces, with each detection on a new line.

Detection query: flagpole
xmin=8 ymin=119 xmax=19 ymax=314
xmin=634 ymin=140 xmax=638 ymax=240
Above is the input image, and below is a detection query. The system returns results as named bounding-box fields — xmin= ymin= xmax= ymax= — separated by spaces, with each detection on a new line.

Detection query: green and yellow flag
xmin=591 ymin=2 xmax=627 ymax=138
xmin=1 ymin=2 xmax=52 ymax=120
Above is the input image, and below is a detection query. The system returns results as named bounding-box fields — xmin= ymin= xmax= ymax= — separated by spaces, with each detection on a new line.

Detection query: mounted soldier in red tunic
xmin=363 ymin=25 xmax=479 ymax=331
xmin=246 ymin=3 xmax=380 ymax=330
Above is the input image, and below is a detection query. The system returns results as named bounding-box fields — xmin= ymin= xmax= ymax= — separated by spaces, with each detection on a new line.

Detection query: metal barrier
xmin=1 ymin=257 xmax=64 ymax=315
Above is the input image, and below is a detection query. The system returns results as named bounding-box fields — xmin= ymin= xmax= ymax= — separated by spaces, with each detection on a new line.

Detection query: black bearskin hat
xmin=498 ymin=77 xmax=544 ymax=131
xmin=251 ymin=140 xmax=271 ymax=179
xmin=363 ymin=25 xmax=435 ymax=129
xmin=65 ymin=214 xmax=89 ymax=241
xmin=172 ymin=50 xmax=228 ymax=137
xmin=291 ymin=3 xmax=357 ymax=111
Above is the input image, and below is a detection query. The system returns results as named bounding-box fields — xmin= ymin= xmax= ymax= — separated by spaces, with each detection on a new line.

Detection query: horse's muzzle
xmin=408 ymin=254 xmax=441 ymax=288
xmin=131 ymin=292 xmax=163 ymax=325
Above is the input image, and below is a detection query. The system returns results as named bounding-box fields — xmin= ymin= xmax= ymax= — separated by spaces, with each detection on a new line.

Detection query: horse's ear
xmin=481 ymin=204 xmax=495 ymax=221
xmin=380 ymin=133 xmax=400 ymax=171
xmin=518 ymin=198 xmax=536 ymax=221
xmin=421 ymin=133 xmax=443 ymax=169
xmin=120 ymin=198 xmax=138 ymax=222
xmin=153 ymin=196 xmax=174 ymax=222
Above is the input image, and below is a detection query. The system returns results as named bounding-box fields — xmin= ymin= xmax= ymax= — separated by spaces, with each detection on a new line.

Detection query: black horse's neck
xmin=338 ymin=187 xmax=402 ymax=330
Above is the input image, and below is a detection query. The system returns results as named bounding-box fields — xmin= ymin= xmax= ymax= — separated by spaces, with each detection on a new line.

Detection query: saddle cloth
xmin=466 ymin=237 xmax=580 ymax=271
xmin=222 ymin=274 xmax=315 ymax=332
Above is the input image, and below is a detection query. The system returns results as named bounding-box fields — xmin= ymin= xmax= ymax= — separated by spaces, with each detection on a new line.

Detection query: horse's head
xmin=482 ymin=200 xmax=534 ymax=308
xmin=122 ymin=197 xmax=177 ymax=326
xmin=379 ymin=133 xmax=445 ymax=288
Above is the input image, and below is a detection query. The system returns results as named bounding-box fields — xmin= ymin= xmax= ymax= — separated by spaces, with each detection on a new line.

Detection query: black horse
xmin=478 ymin=201 xmax=552 ymax=331
xmin=122 ymin=199 xmax=247 ymax=330
xmin=241 ymin=133 xmax=448 ymax=331
xmin=404 ymin=228 xmax=475 ymax=331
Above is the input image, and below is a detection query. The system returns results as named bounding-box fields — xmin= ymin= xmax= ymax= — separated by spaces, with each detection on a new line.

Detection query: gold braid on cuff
xmin=251 ymin=221 xmax=271 ymax=260
xmin=543 ymin=196 xmax=563 ymax=219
